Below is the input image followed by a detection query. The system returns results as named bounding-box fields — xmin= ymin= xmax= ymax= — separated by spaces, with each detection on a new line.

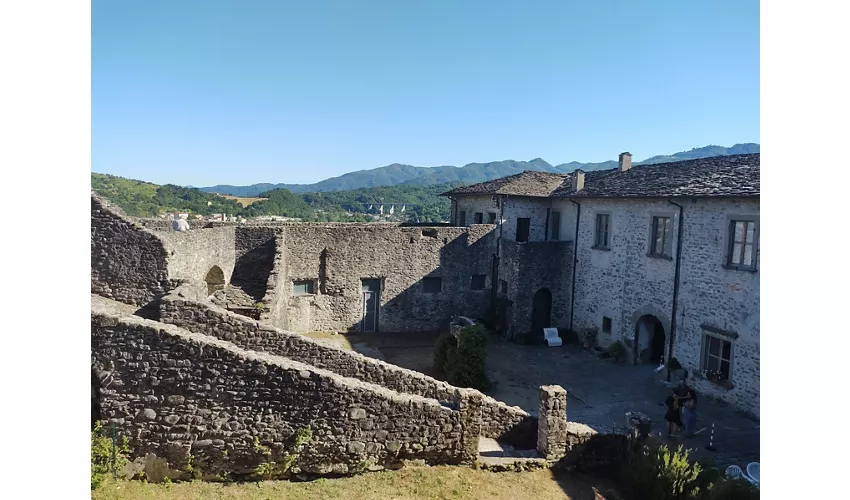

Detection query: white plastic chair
xmin=725 ymin=465 xmax=743 ymax=479
xmin=745 ymin=462 xmax=760 ymax=485
xmin=543 ymin=328 xmax=562 ymax=347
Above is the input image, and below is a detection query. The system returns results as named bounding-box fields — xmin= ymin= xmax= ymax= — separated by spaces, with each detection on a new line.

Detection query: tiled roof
xmin=442 ymin=154 xmax=759 ymax=199
xmin=440 ymin=171 xmax=568 ymax=197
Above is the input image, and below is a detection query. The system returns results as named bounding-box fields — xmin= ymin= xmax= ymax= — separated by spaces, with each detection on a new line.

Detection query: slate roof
xmin=442 ymin=154 xmax=759 ymax=199
xmin=440 ymin=170 xmax=568 ymax=197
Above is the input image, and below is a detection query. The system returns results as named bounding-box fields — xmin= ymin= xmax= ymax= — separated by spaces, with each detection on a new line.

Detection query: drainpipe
xmin=667 ymin=199 xmax=685 ymax=382
xmin=568 ymin=199 xmax=581 ymax=332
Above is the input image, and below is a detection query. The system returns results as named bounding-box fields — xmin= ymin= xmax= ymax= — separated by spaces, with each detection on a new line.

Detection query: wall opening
xmin=204 ymin=266 xmax=226 ymax=296
xmin=634 ymin=315 xmax=666 ymax=364
xmin=361 ymin=278 xmax=381 ymax=332
xmin=531 ymin=288 xmax=552 ymax=337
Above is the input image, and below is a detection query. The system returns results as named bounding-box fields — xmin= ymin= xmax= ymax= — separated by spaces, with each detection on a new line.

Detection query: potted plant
xmin=607 ymin=340 xmax=625 ymax=363
xmin=667 ymin=357 xmax=685 ymax=380
xmin=579 ymin=328 xmax=598 ymax=349
xmin=703 ymin=369 xmax=734 ymax=389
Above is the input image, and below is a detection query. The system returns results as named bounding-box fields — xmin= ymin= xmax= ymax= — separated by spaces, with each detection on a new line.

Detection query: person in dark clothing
xmin=665 ymin=390 xmax=683 ymax=437
xmin=681 ymin=387 xmax=698 ymax=437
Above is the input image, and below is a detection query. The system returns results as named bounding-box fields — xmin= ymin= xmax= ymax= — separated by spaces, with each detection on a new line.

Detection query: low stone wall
xmin=158 ymin=286 xmax=537 ymax=448
xmin=554 ymin=422 xmax=629 ymax=474
xmin=91 ymin=194 xmax=170 ymax=306
xmin=92 ymin=306 xmax=477 ymax=480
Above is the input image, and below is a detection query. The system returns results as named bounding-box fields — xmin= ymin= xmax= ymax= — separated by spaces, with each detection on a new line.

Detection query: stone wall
xmin=158 ymin=287 xmax=538 ymax=448
xmin=158 ymin=226 xmax=237 ymax=289
xmin=231 ymin=227 xmax=278 ymax=302
xmin=500 ymin=240 xmax=573 ymax=339
xmin=91 ymin=307 xmax=475 ymax=479
xmin=280 ymin=224 xmax=497 ymax=333
xmin=91 ymin=194 xmax=170 ymax=306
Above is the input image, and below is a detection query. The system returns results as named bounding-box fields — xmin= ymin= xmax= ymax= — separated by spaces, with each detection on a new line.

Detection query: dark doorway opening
xmin=531 ymin=288 xmax=552 ymax=338
xmin=635 ymin=315 xmax=665 ymax=364
xmin=204 ymin=266 xmax=226 ymax=296
xmin=361 ymin=279 xmax=381 ymax=332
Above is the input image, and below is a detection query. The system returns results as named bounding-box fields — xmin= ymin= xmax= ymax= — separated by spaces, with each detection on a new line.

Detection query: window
xmin=516 ymin=218 xmax=530 ymax=242
xmin=488 ymin=212 xmax=498 ymax=224
xmin=423 ymin=277 xmax=442 ymax=293
xmin=458 ymin=211 xmax=467 ymax=226
xmin=499 ymin=280 xmax=508 ymax=295
xmin=726 ymin=219 xmax=759 ymax=270
xmin=473 ymin=212 xmax=484 ymax=224
xmin=594 ymin=214 xmax=610 ymax=249
xmin=471 ymin=275 xmax=486 ymax=290
xmin=650 ymin=216 xmax=673 ymax=257
xmin=550 ymin=211 xmax=561 ymax=240
xmin=292 ymin=280 xmax=314 ymax=295
xmin=701 ymin=334 xmax=733 ymax=381
xmin=602 ymin=317 xmax=612 ymax=334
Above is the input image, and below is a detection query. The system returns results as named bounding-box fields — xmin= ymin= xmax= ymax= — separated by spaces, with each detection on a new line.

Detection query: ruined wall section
xmin=159 ymin=288 xmax=537 ymax=448
xmin=281 ymin=224 xmax=497 ymax=333
xmin=91 ymin=194 xmax=170 ymax=306
xmin=91 ymin=306 xmax=475 ymax=478
xmin=232 ymin=227 xmax=278 ymax=302
xmin=158 ymin=226 xmax=236 ymax=289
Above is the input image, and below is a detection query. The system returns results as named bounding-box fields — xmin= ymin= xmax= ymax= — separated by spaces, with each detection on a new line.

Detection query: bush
xmin=442 ymin=324 xmax=490 ymax=391
xmin=668 ymin=357 xmax=683 ymax=371
xmin=433 ymin=332 xmax=457 ymax=375
xmin=608 ymin=341 xmax=626 ymax=362
xmin=698 ymin=477 xmax=759 ymax=500
xmin=91 ymin=421 xmax=130 ymax=490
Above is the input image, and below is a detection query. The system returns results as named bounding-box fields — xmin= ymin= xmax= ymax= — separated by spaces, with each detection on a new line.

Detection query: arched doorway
xmin=531 ymin=288 xmax=552 ymax=337
xmin=634 ymin=315 xmax=666 ymax=364
xmin=204 ymin=266 xmax=226 ymax=296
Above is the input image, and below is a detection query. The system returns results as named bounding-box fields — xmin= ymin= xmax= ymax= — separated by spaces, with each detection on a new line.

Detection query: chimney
xmin=619 ymin=152 xmax=632 ymax=172
xmin=571 ymin=169 xmax=585 ymax=192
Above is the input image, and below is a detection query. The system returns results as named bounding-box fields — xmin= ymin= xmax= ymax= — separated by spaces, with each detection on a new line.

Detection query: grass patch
xmin=92 ymin=466 xmax=598 ymax=500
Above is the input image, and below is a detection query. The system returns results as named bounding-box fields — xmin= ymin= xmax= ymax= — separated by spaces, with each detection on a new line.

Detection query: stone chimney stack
xmin=619 ymin=152 xmax=632 ymax=172
xmin=571 ymin=169 xmax=585 ymax=192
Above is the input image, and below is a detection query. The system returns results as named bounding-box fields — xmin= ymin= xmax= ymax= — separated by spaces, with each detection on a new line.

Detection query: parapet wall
xmin=92 ymin=303 xmax=479 ymax=479
xmin=159 ymin=286 xmax=538 ymax=448
xmin=91 ymin=194 xmax=170 ymax=306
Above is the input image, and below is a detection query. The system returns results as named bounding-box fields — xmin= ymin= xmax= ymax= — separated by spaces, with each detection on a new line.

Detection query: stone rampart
xmin=159 ymin=286 xmax=537 ymax=448
xmin=91 ymin=303 xmax=476 ymax=480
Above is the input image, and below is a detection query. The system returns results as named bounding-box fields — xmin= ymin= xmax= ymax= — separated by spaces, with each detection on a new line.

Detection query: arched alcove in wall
xmin=204 ymin=266 xmax=226 ymax=296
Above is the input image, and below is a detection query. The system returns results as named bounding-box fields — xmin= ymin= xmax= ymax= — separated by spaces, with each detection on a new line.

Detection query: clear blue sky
xmin=92 ymin=0 xmax=760 ymax=187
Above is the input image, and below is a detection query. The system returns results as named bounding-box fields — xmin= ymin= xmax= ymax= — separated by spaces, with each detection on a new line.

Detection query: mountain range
xmin=198 ymin=143 xmax=760 ymax=197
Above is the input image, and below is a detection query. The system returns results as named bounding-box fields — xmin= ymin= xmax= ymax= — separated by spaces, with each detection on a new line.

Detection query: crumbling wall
xmin=232 ymin=227 xmax=278 ymax=301
xmin=91 ymin=307 xmax=475 ymax=479
xmin=281 ymin=223 xmax=497 ymax=333
xmin=158 ymin=226 xmax=237 ymax=288
xmin=91 ymin=194 xmax=170 ymax=306
xmin=159 ymin=288 xmax=537 ymax=448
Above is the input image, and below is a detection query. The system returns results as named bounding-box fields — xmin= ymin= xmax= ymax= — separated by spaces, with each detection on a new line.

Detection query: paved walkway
xmin=364 ymin=334 xmax=760 ymax=469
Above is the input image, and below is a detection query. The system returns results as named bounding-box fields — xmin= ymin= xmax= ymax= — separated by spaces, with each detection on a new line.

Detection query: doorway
xmin=634 ymin=315 xmax=665 ymax=364
xmin=531 ymin=288 xmax=552 ymax=337
xmin=361 ymin=279 xmax=381 ymax=332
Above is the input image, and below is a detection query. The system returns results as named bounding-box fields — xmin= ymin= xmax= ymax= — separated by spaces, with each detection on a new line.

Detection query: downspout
xmin=568 ymin=199 xmax=581 ymax=331
xmin=667 ymin=199 xmax=685 ymax=383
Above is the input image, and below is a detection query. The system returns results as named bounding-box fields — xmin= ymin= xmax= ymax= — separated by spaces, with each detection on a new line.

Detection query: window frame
xmin=422 ymin=277 xmax=442 ymax=294
xmin=700 ymin=332 xmax=735 ymax=382
xmin=488 ymin=212 xmax=498 ymax=224
xmin=473 ymin=212 xmax=484 ymax=224
xmin=724 ymin=215 xmax=759 ymax=272
xmin=593 ymin=212 xmax=611 ymax=250
xmin=516 ymin=217 xmax=531 ymax=242
xmin=470 ymin=274 xmax=487 ymax=290
xmin=292 ymin=279 xmax=315 ymax=296
xmin=458 ymin=211 xmax=467 ymax=227
xmin=550 ymin=210 xmax=561 ymax=241
xmin=648 ymin=213 xmax=674 ymax=259
xmin=602 ymin=316 xmax=612 ymax=334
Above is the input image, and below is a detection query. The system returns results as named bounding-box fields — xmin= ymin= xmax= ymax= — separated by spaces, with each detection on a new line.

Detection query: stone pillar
xmin=455 ymin=389 xmax=483 ymax=463
xmin=537 ymin=385 xmax=568 ymax=460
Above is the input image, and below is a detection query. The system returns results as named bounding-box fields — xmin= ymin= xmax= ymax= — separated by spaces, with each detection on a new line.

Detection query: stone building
xmin=442 ymin=153 xmax=760 ymax=416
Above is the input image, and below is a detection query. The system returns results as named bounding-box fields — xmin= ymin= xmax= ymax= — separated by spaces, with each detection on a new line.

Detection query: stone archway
xmin=204 ymin=266 xmax=226 ymax=296
xmin=628 ymin=306 xmax=672 ymax=365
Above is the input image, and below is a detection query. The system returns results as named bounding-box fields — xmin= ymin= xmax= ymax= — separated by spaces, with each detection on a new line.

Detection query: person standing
xmin=681 ymin=387 xmax=698 ymax=437
xmin=664 ymin=388 xmax=683 ymax=437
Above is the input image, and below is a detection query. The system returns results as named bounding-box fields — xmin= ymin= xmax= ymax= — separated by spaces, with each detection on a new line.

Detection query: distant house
xmin=442 ymin=153 xmax=760 ymax=417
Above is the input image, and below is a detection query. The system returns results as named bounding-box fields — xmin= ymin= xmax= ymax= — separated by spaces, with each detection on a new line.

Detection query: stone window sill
xmin=722 ymin=264 xmax=758 ymax=273
xmin=647 ymin=253 xmax=673 ymax=261
xmin=592 ymin=245 xmax=611 ymax=252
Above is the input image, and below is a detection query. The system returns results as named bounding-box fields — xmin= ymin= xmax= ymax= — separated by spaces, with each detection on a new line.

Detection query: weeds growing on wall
xmin=434 ymin=325 xmax=491 ymax=391
xmin=253 ymin=426 xmax=313 ymax=480
xmin=91 ymin=421 xmax=130 ymax=490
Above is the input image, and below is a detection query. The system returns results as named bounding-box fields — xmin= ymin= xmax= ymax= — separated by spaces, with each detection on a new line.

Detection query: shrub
xmin=254 ymin=426 xmax=313 ymax=480
xmin=445 ymin=324 xmax=491 ymax=391
xmin=560 ymin=329 xmax=579 ymax=344
xmin=622 ymin=438 xmax=703 ymax=500
xmin=698 ymin=477 xmax=759 ymax=500
xmin=608 ymin=341 xmax=626 ymax=362
xmin=91 ymin=421 xmax=130 ymax=490
xmin=668 ymin=357 xmax=683 ymax=371
xmin=433 ymin=332 xmax=457 ymax=375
